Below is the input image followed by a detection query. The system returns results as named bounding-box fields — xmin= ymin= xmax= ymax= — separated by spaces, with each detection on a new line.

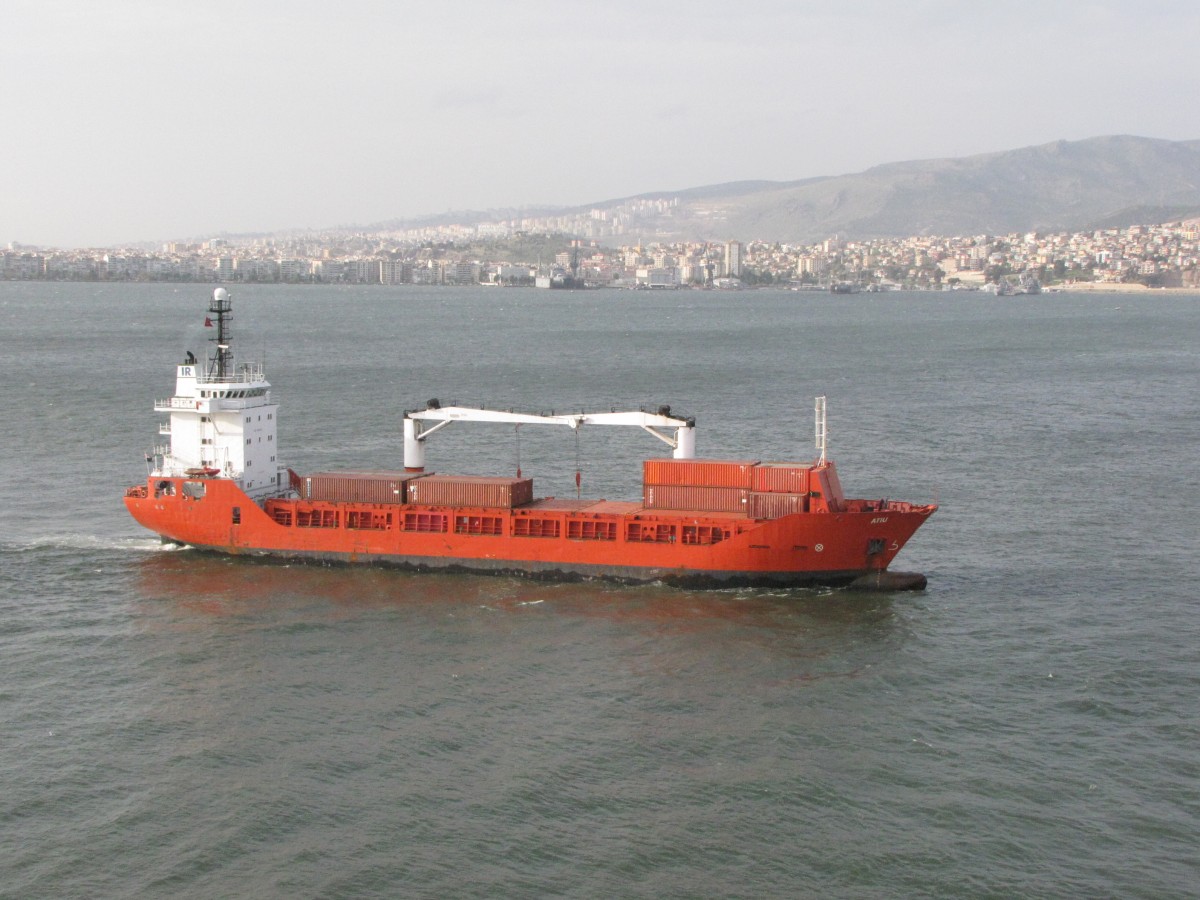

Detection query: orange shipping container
xmin=302 ymin=471 xmax=423 ymax=503
xmin=642 ymin=458 xmax=758 ymax=489
xmin=643 ymin=484 xmax=749 ymax=512
xmin=751 ymin=463 xmax=812 ymax=494
xmin=406 ymin=475 xmax=534 ymax=508
xmin=747 ymin=491 xmax=808 ymax=519
xmin=810 ymin=463 xmax=845 ymax=510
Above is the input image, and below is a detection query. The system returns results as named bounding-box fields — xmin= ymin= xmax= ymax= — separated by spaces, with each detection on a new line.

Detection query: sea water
xmin=1 ymin=282 xmax=1197 ymax=897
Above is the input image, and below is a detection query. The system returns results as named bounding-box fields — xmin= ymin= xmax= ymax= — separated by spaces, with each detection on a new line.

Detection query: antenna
xmin=815 ymin=396 xmax=827 ymax=465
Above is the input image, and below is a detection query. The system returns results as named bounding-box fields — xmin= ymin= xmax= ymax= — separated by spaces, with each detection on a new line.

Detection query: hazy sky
xmin=4 ymin=0 xmax=1199 ymax=249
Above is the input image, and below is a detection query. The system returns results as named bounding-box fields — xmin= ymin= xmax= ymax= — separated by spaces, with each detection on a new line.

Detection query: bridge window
xmin=456 ymin=515 xmax=503 ymax=535
xmin=681 ymin=525 xmax=725 ymax=545
xmin=513 ymin=518 xmax=561 ymax=538
xmin=403 ymin=512 xmax=448 ymax=533
xmin=347 ymin=510 xmax=392 ymax=531
xmin=626 ymin=523 xmax=675 ymax=543
xmin=296 ymin=508 xmax=338 ymax=528
xmin=567 ymin=519 xmax=617 ymax=541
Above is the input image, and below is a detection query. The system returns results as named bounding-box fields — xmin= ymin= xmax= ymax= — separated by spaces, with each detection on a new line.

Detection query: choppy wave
xmin=1 ymin=533 xmax=170 ymax=555
xmin=4 ymin=284 xmax=1200 ymax=899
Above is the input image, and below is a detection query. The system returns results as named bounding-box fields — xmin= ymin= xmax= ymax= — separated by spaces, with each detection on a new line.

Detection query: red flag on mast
xmin=204 ymin=317 xmax=213 ymax=327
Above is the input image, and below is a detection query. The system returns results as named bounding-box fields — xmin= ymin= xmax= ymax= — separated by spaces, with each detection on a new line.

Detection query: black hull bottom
xmin=182 ymin=543 xmax=928 ymax=592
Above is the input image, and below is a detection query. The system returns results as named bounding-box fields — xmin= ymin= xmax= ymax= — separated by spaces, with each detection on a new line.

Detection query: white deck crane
xmin=402 ymin=401 xmax=696 ymax=472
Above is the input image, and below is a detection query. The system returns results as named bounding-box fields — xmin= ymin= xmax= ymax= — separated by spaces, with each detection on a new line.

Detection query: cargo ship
xmin=124 ymin=289 xmax=937 ymax=589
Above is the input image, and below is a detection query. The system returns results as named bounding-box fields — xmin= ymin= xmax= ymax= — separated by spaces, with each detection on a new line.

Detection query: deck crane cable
xmin=514 ymin=424 xmax=522 ymax=479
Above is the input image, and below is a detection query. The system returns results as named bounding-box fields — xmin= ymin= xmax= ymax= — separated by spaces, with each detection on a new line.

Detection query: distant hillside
xmin=629 ymin=135 xmax=1200 ymax=242
xmin=377 ymin=136 xmax=1200 ymax=243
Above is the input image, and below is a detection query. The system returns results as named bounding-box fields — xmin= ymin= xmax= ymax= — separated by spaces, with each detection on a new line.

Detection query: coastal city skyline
xmin=4 ymin=2 xmax=1200 ymax=249
xmin=6 ymin=213 xmax=1198 ymax=291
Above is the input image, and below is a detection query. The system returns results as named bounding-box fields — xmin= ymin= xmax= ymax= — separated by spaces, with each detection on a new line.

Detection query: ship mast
xmin=207 ymin=287 xmax=233 ymax=380
xmin=815 ymin=395 xmax=828 ymax=465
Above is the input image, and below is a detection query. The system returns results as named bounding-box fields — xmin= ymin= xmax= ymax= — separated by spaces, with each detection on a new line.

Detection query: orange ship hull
xmin=127 ymin=291 xmax=936 ymax=590
xmin=125 ymin=474 xmax=936 ymax=589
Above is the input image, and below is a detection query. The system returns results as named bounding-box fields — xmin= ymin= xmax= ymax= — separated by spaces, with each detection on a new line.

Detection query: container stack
xmin=641 ymin=459 xmax=756 ymax=513
xmin=406 ymin=475 xmax=534 ymax=508
xmin=747 ymin=463 xmax=813 ymax=518
xmin=301 ymin=471 xmax=423 ymax=504
xmin=299 ymin=471 xmax=536 ymax=509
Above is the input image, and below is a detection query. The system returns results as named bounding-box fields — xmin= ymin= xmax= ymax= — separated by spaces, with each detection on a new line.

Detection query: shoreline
xmin=1050 ymin=282 xmax=1200 ymax=294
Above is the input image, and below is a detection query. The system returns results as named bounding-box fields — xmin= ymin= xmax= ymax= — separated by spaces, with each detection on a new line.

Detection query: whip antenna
xmin=815 ymin=396 xmax=828 ymax=465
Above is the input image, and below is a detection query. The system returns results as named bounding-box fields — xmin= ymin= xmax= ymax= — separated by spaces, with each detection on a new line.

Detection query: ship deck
xmin=517 ymin=497 xmax=751 ymax=519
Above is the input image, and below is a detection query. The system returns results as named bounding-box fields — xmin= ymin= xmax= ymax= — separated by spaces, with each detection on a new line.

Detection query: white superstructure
xmin=149 ymin=288 xmax=287 ymax=500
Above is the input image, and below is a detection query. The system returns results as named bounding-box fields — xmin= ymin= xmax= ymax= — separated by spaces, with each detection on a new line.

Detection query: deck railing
xmin=197 ymin=363 xmax=266 ymax=384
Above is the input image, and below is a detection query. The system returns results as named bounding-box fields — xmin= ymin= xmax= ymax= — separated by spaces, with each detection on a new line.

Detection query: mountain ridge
xmin=365 ymin=135 xmax=1200 ymax=243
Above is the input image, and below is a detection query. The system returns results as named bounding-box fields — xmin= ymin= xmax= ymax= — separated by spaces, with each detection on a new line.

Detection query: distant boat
xmin=987 ymin=275 xmax=1040 ymax=296
xmin=1015 ymin=274 xmax=1041 ymax=295
xmin=535 ymin=269 xmax=586 ymax=290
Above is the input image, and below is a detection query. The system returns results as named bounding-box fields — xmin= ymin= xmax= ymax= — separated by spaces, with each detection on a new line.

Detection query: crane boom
xmin=402 ymin=403 xmax=696 ymax=471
